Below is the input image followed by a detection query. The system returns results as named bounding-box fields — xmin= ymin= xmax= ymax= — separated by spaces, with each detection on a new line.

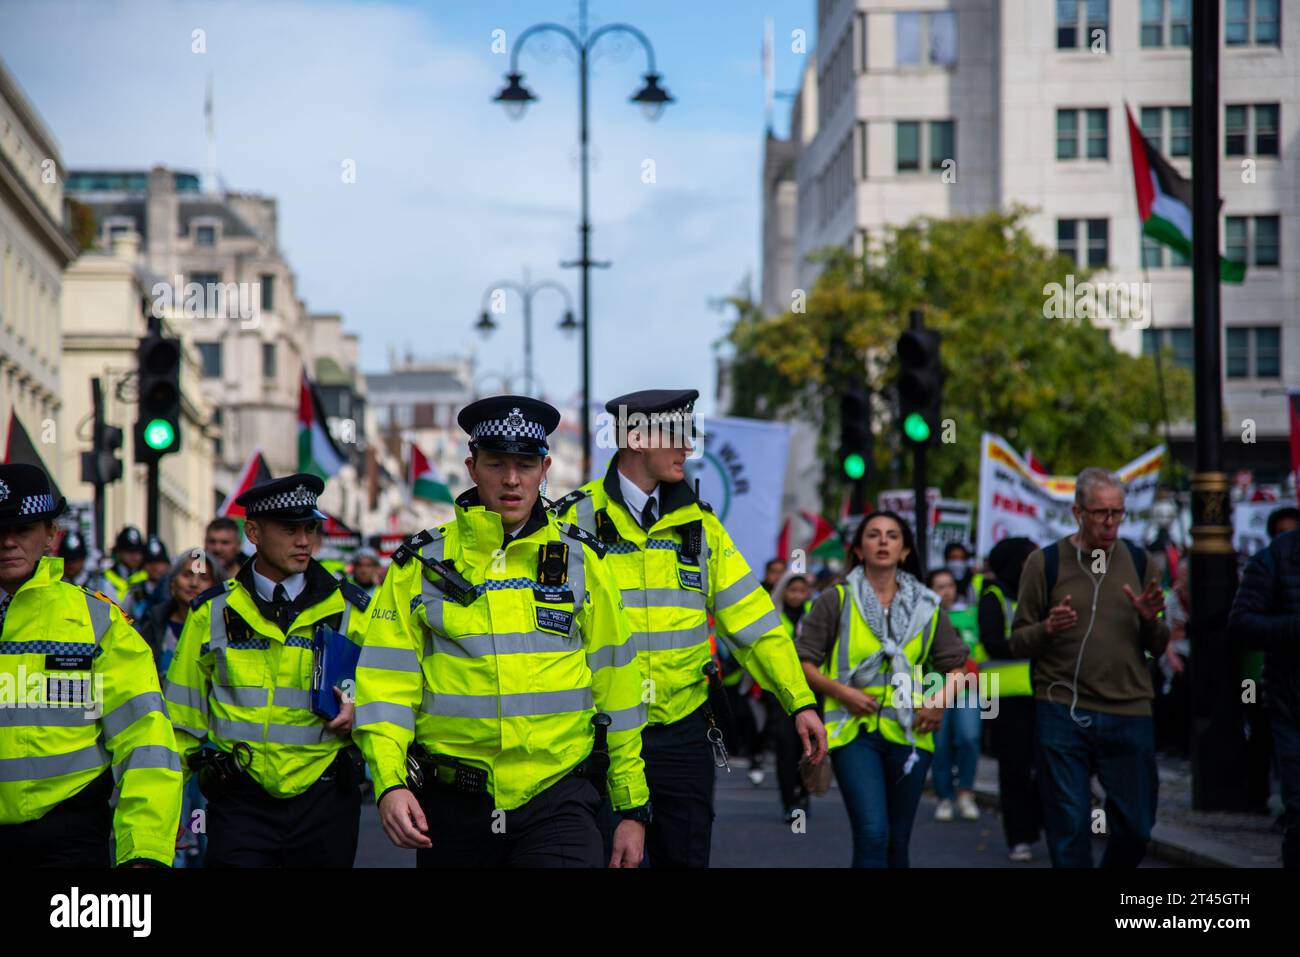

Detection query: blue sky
xmin=1 ymin=0 xmax=813 ymax=415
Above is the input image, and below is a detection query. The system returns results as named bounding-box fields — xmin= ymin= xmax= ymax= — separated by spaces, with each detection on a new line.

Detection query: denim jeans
xmin=830 ymin=729 xmax=933 ymax=868
xmin=1034 ymin=699 xmax=1157 ymax=868
xmin=932 ymin=698 xmax=982 ymax=800
xmin=1270 ymin=711 xmax=1300 ymax=869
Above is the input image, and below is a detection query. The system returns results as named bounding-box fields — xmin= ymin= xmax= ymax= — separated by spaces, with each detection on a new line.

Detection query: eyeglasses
xmin=1081 ymin=508 xmax=1126 ymax=522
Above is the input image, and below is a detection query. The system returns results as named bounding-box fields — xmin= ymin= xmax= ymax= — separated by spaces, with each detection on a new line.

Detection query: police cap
xmin=236 ymin=473 xmax=327 ymax=524
xmin=605 ymin=388 xmax=700 ymax=441
xmin=458 ymin=395 xmax=559 ymax=457
xmin=0 ymin=463 xmax=67 ymax=529
xmin=115 ymin=525 xmax=145 ymax=552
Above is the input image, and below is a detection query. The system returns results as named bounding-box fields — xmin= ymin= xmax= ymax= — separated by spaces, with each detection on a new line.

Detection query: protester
xmin=204 ymin=516 xmax=244 ymax=576
xmin=944 ymin=541 xmax=977 ymax=605
xmin=129 ymin=535 xmax=171 ymax=619
xmin=926 ymin=568 xmax=981 ymax=823
xmin=797 ymin=511 xmax=968 ymax=867
xmin=1230 ymin=523 xmax=1300 ymax=867
xmin=135 ymin=547 xmax=222 ymax=674
xmin=1155 ymin=560 xmax=1191 ymax=758
xmin=349 ymin=547 xmax=383 ymax=596
xmin=765 ymin=571 xmax=814 ymax=821
xmin=979 ymin=536 xmax=1042 ymax=862
xmin=762 ymin=557 xmax=788 ymax=593
xmin=1010 ymin=468 xmax=1168 ymax=868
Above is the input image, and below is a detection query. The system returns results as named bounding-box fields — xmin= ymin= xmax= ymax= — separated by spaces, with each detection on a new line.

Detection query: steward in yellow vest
xmin=164 ymin=472 xmax=371 ymax=867
xmin=355 ymin=395 xmax=648 ymax=868
xmin=103 ymin=525 xmax=148 ymax=607
xmin=555 ymin=388 xmax=825 ymax=867
xmin=0 ymin=464 xmax=181 ymax=867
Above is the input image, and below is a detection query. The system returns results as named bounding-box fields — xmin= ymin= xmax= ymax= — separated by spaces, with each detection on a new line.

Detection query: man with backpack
xmin=1009 ymin=468 xmax=1169 ymax=868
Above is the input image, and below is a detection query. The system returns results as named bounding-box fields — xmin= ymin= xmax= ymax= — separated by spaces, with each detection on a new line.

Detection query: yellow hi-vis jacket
xmin=353 ymin=491 xmax=648 ymax=812
xmin=554 ymin=457 xmax=816 ymax=727
xmin=821 ymin=583 xmax=941 ymax=752
xmin=0 ymin=557 xmax=182 ymax=865
xmin=978 ymin=582 xmax=1032 ymax=698
xmin=163 ymin=558 xmax=372 ymax=798
xmin=104 ymin=565 xmax=148 ymax=607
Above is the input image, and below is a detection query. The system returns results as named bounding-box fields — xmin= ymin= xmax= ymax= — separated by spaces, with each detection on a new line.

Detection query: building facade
xmin=767 ymin=0 xmax=1297 ymax=483
xmin=0 ymin=57 xmax=76 ymax=474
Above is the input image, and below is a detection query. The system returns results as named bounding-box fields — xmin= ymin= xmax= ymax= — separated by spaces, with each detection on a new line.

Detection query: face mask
xmin=946 ymin=560 xmax=969 ymax=580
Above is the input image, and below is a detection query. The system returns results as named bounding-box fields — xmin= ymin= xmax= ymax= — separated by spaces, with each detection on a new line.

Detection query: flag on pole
xmin=298 ymin=371 xmax=346 ymax=481
xmin=1288 ymin=390 xmax=1300 ymax=493
xmin=218 ymin=449 xmax=272 ymax=518
xmin=778 ymin=510 xmax=839 ymax=564
xmin=1126 ymin=105 xmax=1246 ymax=283
xmin=409 ymin=442 xmax=454 ymax=504
xmin=4 ymin=411 xmax=63 ymax=501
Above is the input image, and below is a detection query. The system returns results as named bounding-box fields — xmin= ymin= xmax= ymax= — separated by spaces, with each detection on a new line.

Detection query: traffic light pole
xmin=910 ymin=309 xmax=928 ymax=578
xmin=146 ymin=460 xmax=160 ymax=540
xmin=90 ymin=378 xmax=106 ymax=556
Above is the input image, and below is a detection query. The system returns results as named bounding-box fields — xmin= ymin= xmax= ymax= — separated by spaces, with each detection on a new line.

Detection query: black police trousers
xmin=416 ymin=774 xmax=603 ymax=868
xmin=205 ymin=750 xmax=361 ymax=867
xmin=643 ymin=704 xmax=717 ymax=867
xmin=0 ymin=770 xmax=113 ymax=867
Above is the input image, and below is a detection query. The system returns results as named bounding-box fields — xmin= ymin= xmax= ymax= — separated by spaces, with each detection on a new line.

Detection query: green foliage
xmin=67 ymin=199 xmax=97 ymax=252
xmin=721 ymin=208 xmax=1193 ymax=509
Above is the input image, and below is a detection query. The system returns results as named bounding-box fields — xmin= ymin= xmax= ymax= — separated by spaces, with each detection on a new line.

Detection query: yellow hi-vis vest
xmin=163 ymin=561 xmax=372 ymax=798
xmin=554 ymin=461 xmax=816 ymax=727
xmin=978 ymin=582 xmax=1033 ymax=698
xmin=104 ymin=565 xmax=148 ymax=607
xmin=820 ymin=584 xmax=940 ymax=753
xmin=0 ymin=557 xmax=182 ymax=865
xmin=353 ymin=494 xmax=649 ymax=812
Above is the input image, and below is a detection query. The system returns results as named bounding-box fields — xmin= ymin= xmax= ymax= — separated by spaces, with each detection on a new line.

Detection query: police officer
xmin=104 ymin=525 xmax=148 ymax=606
xmin=127 ymin=536 xmax=171 ymax=619
xmin=354 ymin=395 xmax=650 ymax=867
xmin=554 ymin=389 xmax=827 ymax=867
xmin=163 ymin=473 xmax=372 ymax=867
xmin=57 ymin=529 xmax=99 ymax=590
xmin=0 ymin=464 xmax=182 ymax=866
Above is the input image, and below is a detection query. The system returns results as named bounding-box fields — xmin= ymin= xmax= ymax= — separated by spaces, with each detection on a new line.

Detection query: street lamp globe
xmin=557 ymin=310 xmax=578 ymax=336
xmin=475 ymin=310 xmax=497 ymax=335
xmin=631 ymin=73 xmax=673 ymax=122
xmin=493 ymin=73 xmax=537 ymax=121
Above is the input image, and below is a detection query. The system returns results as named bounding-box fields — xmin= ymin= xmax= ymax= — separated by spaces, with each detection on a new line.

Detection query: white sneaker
xmin=957 ymin=793 xmax=980 ymax=820
xmin=1008 ymin=843 xmax=1033 ymax=862
xmin=934 ymin=799 xmax=954 ymax=822
xmin=747 ymin=768 xmax=765 ymax=787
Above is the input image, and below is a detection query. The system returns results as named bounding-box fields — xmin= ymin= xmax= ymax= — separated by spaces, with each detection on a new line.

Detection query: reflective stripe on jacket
xmin=980 ymin=582 xmax=1032 ymax=698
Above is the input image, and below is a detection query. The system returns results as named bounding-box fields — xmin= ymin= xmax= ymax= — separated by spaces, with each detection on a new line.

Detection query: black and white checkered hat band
xmin=472 ymin=417 xmax=548 ymax=442
xmin=248 ymin=486 xmax=317 ymax=514
xmin=17 ymin=494 xmax=55 ymax=516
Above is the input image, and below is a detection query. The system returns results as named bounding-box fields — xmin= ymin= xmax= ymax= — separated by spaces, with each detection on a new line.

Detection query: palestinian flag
xmin=218 ymin=449 xmax=272 ymax=518
xmin=409 ymin=442 xmax=454 ymax=504
xmin=778 ymin=510 xmax=840 ymax=565
xmin=1126 ymin=106 xmax=1245 ymax=283
xmin=298 ymin=370 xmax=346 ymax=481
xmin=4 ymin=412 xmax=63 ymax=501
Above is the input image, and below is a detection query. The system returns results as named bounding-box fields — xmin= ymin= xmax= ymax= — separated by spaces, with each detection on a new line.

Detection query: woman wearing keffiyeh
xmin=794 ymin=511 xmax=969 ymax=868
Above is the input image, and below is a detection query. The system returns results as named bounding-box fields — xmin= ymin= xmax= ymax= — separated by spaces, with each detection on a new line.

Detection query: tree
xmin=721 ymin=207 xmax=1192 ymax=509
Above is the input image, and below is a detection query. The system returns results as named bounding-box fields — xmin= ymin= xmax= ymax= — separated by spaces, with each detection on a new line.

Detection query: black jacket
xmin=1228 ymin=529 xmax=1300 ymax=722
xmin=135 ymin=598 xmax=182 ymax=669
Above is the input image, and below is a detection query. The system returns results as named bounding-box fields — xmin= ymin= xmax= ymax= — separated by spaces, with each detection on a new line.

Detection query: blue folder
xmin=311 ymin=623 xmax=362 ymax=721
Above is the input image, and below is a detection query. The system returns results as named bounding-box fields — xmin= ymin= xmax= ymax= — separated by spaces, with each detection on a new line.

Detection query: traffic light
xmin=839 ymin=383 xmax=872 ymax=513
xmin=134 ymin=335 xmax=182 ymax=463
xmin=80 ymin=422 xmax=123 ymax=485
xmin=897 ymin=328 xmax=941 ymax=446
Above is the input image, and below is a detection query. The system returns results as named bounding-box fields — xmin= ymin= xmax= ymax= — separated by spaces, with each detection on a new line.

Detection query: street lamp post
xmin=474 ymin=268 xmax=575 ymax=397
xmin=494 ymin=0 xmax=673 ymax=479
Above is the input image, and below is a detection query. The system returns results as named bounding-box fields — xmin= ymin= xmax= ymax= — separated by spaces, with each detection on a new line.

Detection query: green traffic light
xmin=143 ymin=418 xmax=175 ymax=450
xmin=903 ymin=413 xmax=931 ymax=443
xmin=843 ymin=453 xmax=866 ymax=479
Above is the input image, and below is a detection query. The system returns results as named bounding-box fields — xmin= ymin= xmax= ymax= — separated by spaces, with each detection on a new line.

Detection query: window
xmin=857 ymin=121 xmax=868 ymax=179
xmin=1142 ymin=327 xmax=1194 ymax=368
xmin=195 ymin=224 xmax=216 ymax=246
xmin=897 ymin=121 xmax=920 ymax=171
xmin=1227 ymin=215 xmax=1281 ymax=266
xmin=262 ymin=343 xmax=277 ymax=379
xmin=929 ymin=120 xmax=955 ymax=170
xmin=1057 ymin=0 xmax=1108 ymax=50
xmin=895 ymin=11 xmax=956 ymax=67
xmin=1058 ymin=218 xmax=1109 ymax=267
xmin=1227 ymin=327 xmax=1281 ymax=379
xmin=1142 ymin=0 xmax=1191 ymax=47
xmin=212 ymin=408 xmax=223 ymax=459
xmin=260 ymin=274 xmax=274 ymax=311
xmin=1226 ymin=104 xmax=1280 ymax=156
xmin=1141 ymin=106 xmax=1190 ymax=157
xmin=1226 ymin=0 xmax=1280 ymax=46
xmin=190 ymin=271 xmax=220 ymax=289
xmin=1143 ymin=234 xmax=1190 ymax=268
xmin=198 ymin=342 xmax=222 ymax=378
xmin=1057 ymin=108 xmax=1107 ymax=160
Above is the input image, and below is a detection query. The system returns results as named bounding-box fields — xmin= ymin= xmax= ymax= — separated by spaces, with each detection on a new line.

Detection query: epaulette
xmin=339 ymin=579 xmax=372 ymax=612
xmin=558 ymin=522 xmax=606 ymax=559
xmin=81 ymin=586 xmax=131 ymax=622
xmin=697 ymin=499 xmax=714 ymax=514
xmin=550 ymin=489 xmax=588 ymax=517
xmin=190 ymin=582 xmax=228 ymax=611
xmin=392 ymin=529 xmax=437 ymax=568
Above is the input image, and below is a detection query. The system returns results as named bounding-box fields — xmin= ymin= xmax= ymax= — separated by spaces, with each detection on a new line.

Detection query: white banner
xmin=975 ymin=433 xmax=1164 ymax=559
xmin=591 ymin=413 xmax=790 ymax=574
xmin=877 ymin=488 xmax=973 ymax=568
